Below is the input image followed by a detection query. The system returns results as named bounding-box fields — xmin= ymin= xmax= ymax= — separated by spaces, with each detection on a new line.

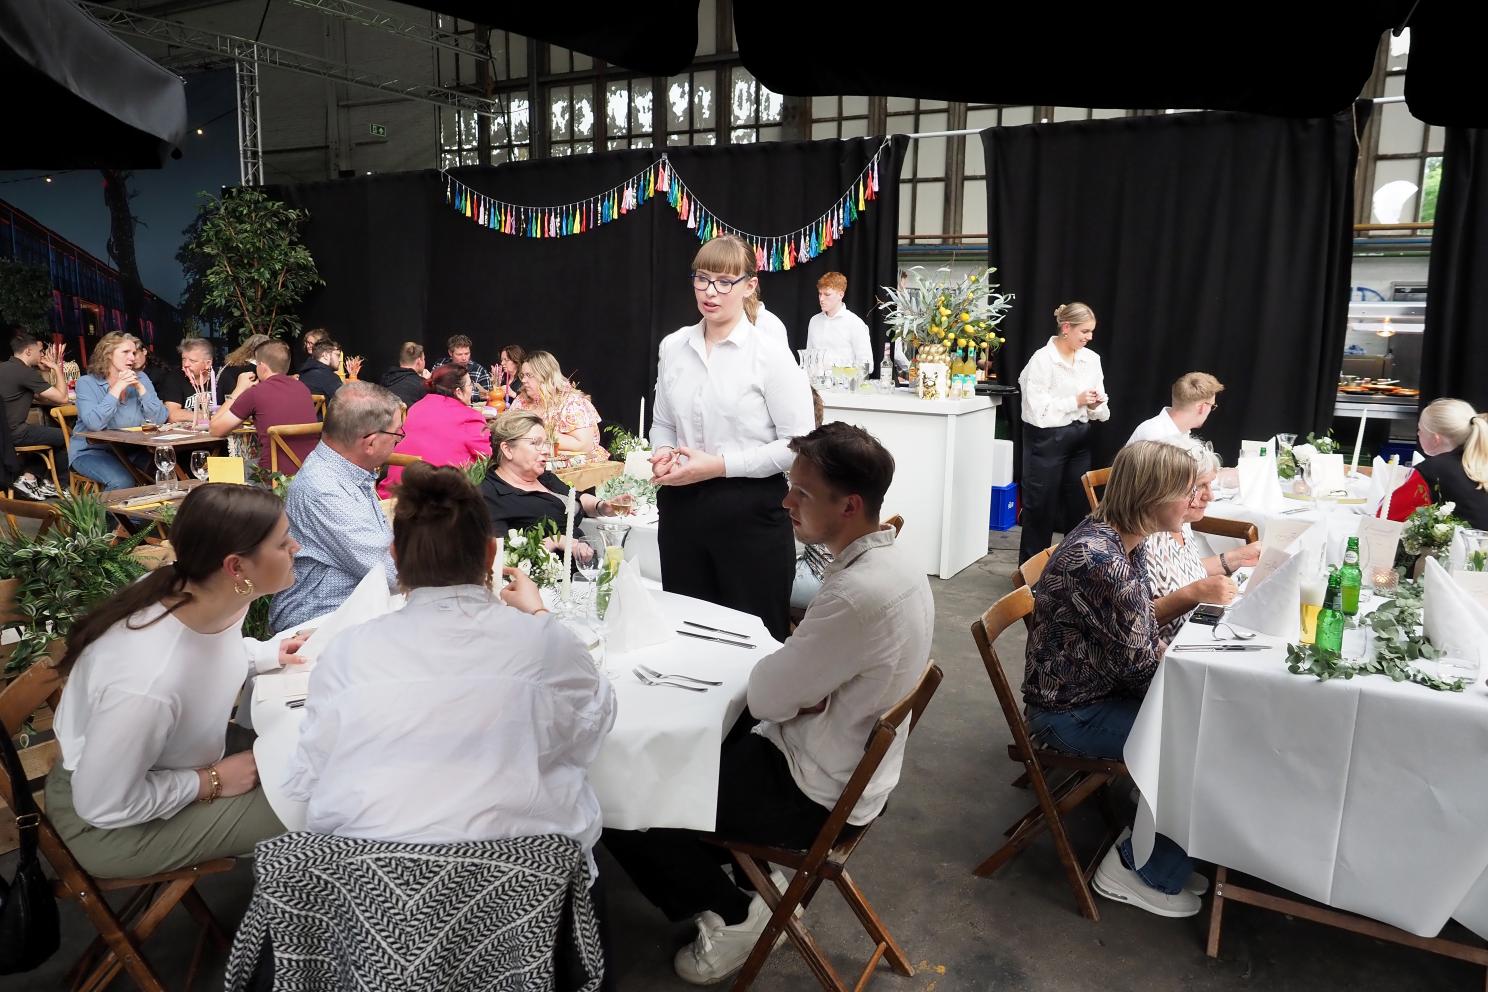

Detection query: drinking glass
xmin=1438 ymin=644 xmax=1483 ymax=684
xmin=153 ymin=445 xmax=177 ymax=494
xmin=190 ymin=450 xmax=209 ymax=481
xmin=1462 ymin=529 xmax=1488 ymax=572
xmin=1276 ymin=432 xmax=1297 ymax=450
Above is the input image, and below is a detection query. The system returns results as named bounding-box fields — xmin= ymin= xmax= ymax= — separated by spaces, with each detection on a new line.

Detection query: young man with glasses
xmin=211 ymin=340 xmax=319 ymax=473
xmin=1126 ymin=372 xmax=1225 ymax=446
xmin=268 ymin=381 xmax=405 ymax=633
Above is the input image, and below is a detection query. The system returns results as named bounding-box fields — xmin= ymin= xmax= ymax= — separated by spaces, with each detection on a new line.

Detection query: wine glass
xmin=190 ymin=450 xmax=209 ymax=481
xmin=153 ymin=445 xmax=177 ymax=494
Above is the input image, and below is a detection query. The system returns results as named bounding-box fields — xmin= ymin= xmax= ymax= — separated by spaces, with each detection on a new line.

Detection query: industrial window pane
xmin=840 ymin=118 xmax=867 ymax=138
xmin=812 ymin=121 xmax=839 ymax=140
xmin=667 ymin=76 xmax=691 ymax=129
xmin=961 ymin=180 xmax=988 ymax=239
xmin=1052 ymin=107 xmax=1089 ymax=122
xmin=550 ymin=46 xmax=570 ymax=74
xmin=1001 ymin=106 xmax=1034 ymax=126
xmin=668 ymin=132 xmax=692 ymax=146
xmin=695 ymin=131 xmax=717 ymax=146
xmin=573 ymin=84 xmax=595 ymax=138
xmin=550 ymin=91 xmax=572 ymax=140
xmin=692 ymin=70 xmax=716 ymax=129
xmin=759 ymin=124 xmax=782 ymax=141
xmin=886 ymin=114 xmax=916 ymax=136
xmin=843 ymin=95 xmax=869 ymax=116
xmin=1092 ymin=107 xmax=1126 ymax=119
xmin=916 ymin=136 xmax=947 ymax=179
xmin=1421 ymin=156 xmax=1442 ymax=222
xmin=698 ymin=0 xmax=717 ymax=55
xmin=607 ymin=81 xmax=630 ymax=136
xmin=731 ymin=67 xmax=758 ymax=126
xmin=573 ymin=52 xmax=592 ymax=71
xmin=964 ymin=136 xmax=985 ymax=177
xmin=967 ymin=108 xmax=1000 ymax=130
xmin=632 ymin=80 xmax=654 ymax=133
xmin=1371 ymin=159 xmax=1421 ymax=223
xmin=731 ymin=127 xmax=758 ymax=144
xmin=887 ymin=97 xmax=916 ymax=113
xmin=1378 ymin=103 xmax=1424 ymax=155
xmin=914 ymin=181 xmax=944 ymax=237
xmin=898 ymin=190 xmax=913 ymax=234
xmin=509 ymin=35 xmax=528 ymax=77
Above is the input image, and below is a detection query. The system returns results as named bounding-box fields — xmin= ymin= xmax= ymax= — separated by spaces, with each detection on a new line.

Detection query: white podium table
xmin=821 ymin=390 xmax=999 ymax=579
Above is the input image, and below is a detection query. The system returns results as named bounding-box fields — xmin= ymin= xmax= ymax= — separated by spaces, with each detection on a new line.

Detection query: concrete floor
xmin=9 ymin=528 xmax=1481 ymax=991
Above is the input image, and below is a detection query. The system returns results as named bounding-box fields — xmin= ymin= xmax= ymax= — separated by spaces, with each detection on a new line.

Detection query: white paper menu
xmin=1354 ymin=517 xmax=1404 ymax=580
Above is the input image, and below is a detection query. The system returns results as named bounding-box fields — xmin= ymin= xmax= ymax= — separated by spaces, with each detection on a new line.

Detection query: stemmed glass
xmin=575 ymin=542 xmax=603 ymax=614
xmin=190 ymin=450 xmax=210 ymax=482
xmin=153 ymin=445 xmax=177 ymax=494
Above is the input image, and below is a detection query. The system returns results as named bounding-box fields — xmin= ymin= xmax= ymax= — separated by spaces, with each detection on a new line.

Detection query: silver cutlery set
xmin=633 ymin=621 xmax=755 ymax=690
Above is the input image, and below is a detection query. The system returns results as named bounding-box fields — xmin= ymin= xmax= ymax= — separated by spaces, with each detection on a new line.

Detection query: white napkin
xmin=1226 ymin=544 xmax=1307 ymax=641
xmin=606 ymin=563 xmax=672 ymax=653
xmin=1423 ymin=556 xmax=1488 ymax=670
xmin=296 ymin=566 xmax=394 ymax=663
xmin=1237 ymin=454 xmax=1285 ymax=514
xmin=1309 ymin=453 xmax=1347 ymax=496
xmin=1365 ymin=456 xmax=1408 ymax=517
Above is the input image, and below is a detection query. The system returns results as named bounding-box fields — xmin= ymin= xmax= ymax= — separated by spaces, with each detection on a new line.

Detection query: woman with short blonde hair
xmin=73 ymin=332 xmax=169 ymax=490
xmin=1023 ymin=440 xmax=1204 ymax=919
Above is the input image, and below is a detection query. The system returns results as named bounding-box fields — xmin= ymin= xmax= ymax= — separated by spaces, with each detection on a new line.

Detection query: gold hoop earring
xmin=233 ymin=576 xmax=255 ymax=597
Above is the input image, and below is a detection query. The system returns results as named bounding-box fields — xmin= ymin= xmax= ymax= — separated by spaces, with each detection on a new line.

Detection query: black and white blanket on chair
xmin=225 ymin=831 xmax=603 ymax=992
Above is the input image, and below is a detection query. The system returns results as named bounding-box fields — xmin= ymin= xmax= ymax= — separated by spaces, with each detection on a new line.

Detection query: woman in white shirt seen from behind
xmin=1017 ymin=301 xmax=1110 ymax=565
xmin=285 ymin=462 xmax=615 ymax=864
xmin=47 ymin=484 xmax=307 ymax=878
xmin=650 ymin=235 xmax=813 ymax=642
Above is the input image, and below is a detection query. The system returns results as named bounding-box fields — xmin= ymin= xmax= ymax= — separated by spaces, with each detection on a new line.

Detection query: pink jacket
xmin=378 ymin=393 xmax=493 ymax=498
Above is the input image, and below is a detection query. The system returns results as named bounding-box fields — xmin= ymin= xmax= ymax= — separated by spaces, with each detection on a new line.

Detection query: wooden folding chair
xmin=971 ymin=586 xmax=1125 ymax=921
xmin=310 ymin=393 xmax=327 ymax=420
xmin=0 ymin=494 xmax=62 ymax=539
xmin=703 ymin=662 xmax=944 ymax=992
xmin=50 ymin=404 xmax=102 ymax=497
xmin=882 ymin=514 xmax=904 ymax=537
xmin=0 ymin=646 xmax=236 ymax=992
xmin=386 ymin=452 xmax=424 ymax=468
xmin=1192 ymin=517 xmax=1259 ymax=545
xmin=266 ymin=422 xmax=323 ymax=474
xmin=12 ymin=443 xmax=62 ymax=496
xmin=1013 ymin=544 xmax=1057 ymax=591
xmin=1081 ymin=467 xmax=1111 ymax=512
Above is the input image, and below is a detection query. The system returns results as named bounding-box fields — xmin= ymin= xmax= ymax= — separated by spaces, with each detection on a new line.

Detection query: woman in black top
xmin=216 ymin=334 xmax=271 ymax=407
xmin=1407 ymin=397 xmax=1488 ymax=529
xmin=481 ymin=411 xmax=631 ymax=563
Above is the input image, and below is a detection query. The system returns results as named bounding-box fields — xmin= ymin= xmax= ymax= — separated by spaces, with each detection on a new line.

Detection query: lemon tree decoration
xmin=879 ymin=265 xmax=1015 ymax=357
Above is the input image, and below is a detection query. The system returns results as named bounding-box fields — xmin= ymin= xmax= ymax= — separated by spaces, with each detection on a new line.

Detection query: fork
xmin=633 ymin=667 xmax=708 ymax=691
xmin=636 ymin=664 xmax=721 ymax=687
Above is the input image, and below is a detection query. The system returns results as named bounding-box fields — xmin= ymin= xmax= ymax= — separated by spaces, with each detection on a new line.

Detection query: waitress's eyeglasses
xmin=690 ymin=272 xmax=750 ymax=295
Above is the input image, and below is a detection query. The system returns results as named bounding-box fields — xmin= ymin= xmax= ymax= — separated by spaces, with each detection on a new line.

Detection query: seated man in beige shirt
xmin=603 ymin=422 xmax=934 ymax=987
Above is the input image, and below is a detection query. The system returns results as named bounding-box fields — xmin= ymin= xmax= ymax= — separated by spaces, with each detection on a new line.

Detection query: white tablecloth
xmin=1126 ymin=632 xmax=1488 ymax=940
xmin=580 ymin=507 xmax=662 ymax=583
xmin=251 ymin=589 xmax=778 ymax=833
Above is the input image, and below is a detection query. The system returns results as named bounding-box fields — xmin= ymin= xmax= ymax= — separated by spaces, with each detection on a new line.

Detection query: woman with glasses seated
xmin=1145 ymin=438 xmax=1262 ymax=641
xmin=481 ymin=411 xmax=631 ymax=566
xmin=1022 ymin=440 xmax=1207 ymax=919
xmin=648 ymin=235 xmax=813 ymax=642
xmin=508 ymin=350 xmax=607 ymax=461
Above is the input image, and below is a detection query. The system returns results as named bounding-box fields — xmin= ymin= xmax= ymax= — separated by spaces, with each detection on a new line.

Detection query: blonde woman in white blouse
xmin=47 ymin=484 xmax=308 ymax=878
xmin=1017 ymin=301 xmax=1110 ymax=564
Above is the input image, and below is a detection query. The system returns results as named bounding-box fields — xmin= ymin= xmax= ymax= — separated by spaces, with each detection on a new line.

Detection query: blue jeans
xmin=70 ymin=448 xmax=144 ymax=492
xmin=1026 ymin=698 xmax=1193 ymax=895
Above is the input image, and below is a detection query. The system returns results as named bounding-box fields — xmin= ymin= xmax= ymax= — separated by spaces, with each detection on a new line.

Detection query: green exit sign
xmin=369 ymin=123 xmax=387 ymax=137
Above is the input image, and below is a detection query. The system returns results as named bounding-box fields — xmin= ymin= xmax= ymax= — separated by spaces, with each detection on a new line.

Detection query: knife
xmin=682 ymin=620 xmax=752 ymax=640
xmin=677 ymin=629 xmax=757 ymax=649
xmin=1172 ymin=645 xmax=1267 ymax=652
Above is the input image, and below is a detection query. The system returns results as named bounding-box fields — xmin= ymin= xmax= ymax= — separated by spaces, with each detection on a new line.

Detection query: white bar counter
xmin=820 ymin=389 xmax=1000 ymax=579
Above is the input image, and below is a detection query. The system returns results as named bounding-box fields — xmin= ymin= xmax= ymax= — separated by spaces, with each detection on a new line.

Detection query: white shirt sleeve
xmin=722 ymin=357 xmax=814 ymax=479
xmin=283 ymin=658 xmax=344 ymax=804
xmin=804 ymin=314 xmax=822 ymax=352
xmin=1086 ymin=353 xmax=1111 ymax=422
xmin=649 ymin=337 xmax=679 ymax=453
xmin=1020 ymin=351 xmax=1080 ymax=428
xmin=850 ymin=316 xmax=873 ymax=369
xmin=747 ymin=590 xmax=862 ymax=720
xmin=540 ymin=621 xmax=618 ymax=763
xmin=69 ymin=689 xmax=200 ymax=828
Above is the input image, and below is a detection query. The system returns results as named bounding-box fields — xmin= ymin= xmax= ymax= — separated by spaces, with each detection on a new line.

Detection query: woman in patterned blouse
xmin=1146 ymin=439 xmax=1262 ymax=642
xmin=1022 ymin=440 xmax=1207 ymax=918
xmin=509 ymin=350 xmax=608 ymax=461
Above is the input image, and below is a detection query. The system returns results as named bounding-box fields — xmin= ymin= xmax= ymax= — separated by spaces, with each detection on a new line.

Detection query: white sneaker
xmin=1092 ymin=844 xmax=1201 ymax=918
xmin=674 ymin=893 xmax=772 ymax=986
xmin=10 ymin=475 xmax=44 ymax=500
xmin=1112 ymin=826 xmax=1208 ymax=895
xmin=35 ymin=479 xmax=59 ymax=499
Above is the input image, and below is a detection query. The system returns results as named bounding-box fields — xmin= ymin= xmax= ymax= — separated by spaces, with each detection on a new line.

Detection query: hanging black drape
xmin=1420 ymin=129 xmax=1488 ymax=412
xmin=266 ymin=136 xmax=907 ymax=433
xmin=984 ymin=108 xmax=1365 ymax=474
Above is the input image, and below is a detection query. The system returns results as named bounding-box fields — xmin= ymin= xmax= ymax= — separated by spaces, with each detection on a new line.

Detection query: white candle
xmin=639 ymin=396 xmax=646 ymax=439
xmin=561 ymin=485 xmax=576 ymax=602
xmin=1350 ymin=407 xmax=1368 ymax=477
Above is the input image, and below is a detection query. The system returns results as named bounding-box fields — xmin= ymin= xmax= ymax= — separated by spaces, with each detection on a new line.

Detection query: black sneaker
xmin=11 ymin=476 xmax=45 ymax=501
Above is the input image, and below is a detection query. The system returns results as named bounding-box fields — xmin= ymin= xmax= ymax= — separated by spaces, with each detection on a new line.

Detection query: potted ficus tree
xmin=180 ymin=187 xmax=324 ymax=342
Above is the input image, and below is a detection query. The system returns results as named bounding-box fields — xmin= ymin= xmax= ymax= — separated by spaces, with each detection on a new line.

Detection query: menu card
xmin=1354 ymin=517 xmax=1404 ymax=579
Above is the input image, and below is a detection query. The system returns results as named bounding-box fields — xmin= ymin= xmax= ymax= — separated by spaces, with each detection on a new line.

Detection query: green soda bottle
xmin=1339 ymin=537 xmax=1362 ymax=617
xmin=1315 ymin=569 xmax=1346 ymax=654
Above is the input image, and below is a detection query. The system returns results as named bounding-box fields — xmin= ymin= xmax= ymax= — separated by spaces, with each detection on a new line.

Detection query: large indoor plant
xmin=180 ymin=188 xmax=324 ymax=343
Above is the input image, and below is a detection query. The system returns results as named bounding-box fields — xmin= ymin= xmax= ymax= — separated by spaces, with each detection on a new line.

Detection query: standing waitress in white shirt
xmin=650 ymin=235 xmax=814 ymax=642
xmin=1017 ymin=301 xmax=1110 ymax=564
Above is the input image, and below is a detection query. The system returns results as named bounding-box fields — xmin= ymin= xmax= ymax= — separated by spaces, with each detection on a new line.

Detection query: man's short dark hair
xmin=447 ymin=334 xmax=472 ymax=352
xmin=787 ymin=422 xmax=895 ymax=519
xmin=312 ymin=339 xmax=341 ymax=361
xmin=10 ymin=329 xmax=40 ymax=356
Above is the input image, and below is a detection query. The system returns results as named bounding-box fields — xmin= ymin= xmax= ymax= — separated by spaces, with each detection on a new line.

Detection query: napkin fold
xmin=1424 ymin=556 xmax=1488 ymax=668
xmin=297 ymin=565 xmax=393 ymax=663
xmin=1237 ymin=450 xmax=1284 ymax=515
xmin=1226 ymin=544 xmax=1308 ymax=641
xmin=606 ymin=563 xmax=672 ymax=653
xmin=1365 ymin=456 xmax=1407 ymax=517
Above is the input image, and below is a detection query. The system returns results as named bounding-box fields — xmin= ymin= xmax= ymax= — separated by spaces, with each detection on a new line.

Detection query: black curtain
xmin=267 ymin=136 xmax=907 ymax=433
xmin=984 ymin=108 xmax=1365 ymax=474
xmin=1420 ymin=129 xmax=1488 ymax=411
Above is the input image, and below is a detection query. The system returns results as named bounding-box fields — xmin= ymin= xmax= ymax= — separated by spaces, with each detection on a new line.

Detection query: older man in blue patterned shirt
xmin=269 ymin=381 xmax=405 ymax=633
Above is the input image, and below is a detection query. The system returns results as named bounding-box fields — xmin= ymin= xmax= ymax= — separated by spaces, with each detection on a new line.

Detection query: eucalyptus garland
xmin=1285 ymin=580 xmax=1465 ymax=692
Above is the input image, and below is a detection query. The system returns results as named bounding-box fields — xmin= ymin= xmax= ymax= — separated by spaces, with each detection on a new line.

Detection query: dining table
xmin=250 ymin=585 xmax=779 ymax=832
xmin=1126 ymin=619 xmax=1488 ymax=963
xmin=80 ymin=426 xmax=244 ymax=485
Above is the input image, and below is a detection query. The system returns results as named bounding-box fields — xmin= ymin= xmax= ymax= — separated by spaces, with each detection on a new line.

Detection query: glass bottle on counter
xmin=1315 ymin=570 xmax=1346 ymax=655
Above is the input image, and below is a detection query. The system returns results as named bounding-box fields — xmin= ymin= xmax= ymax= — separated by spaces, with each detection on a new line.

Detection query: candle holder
xmin=1370 ymin=566 xmax=1400 ymax=594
